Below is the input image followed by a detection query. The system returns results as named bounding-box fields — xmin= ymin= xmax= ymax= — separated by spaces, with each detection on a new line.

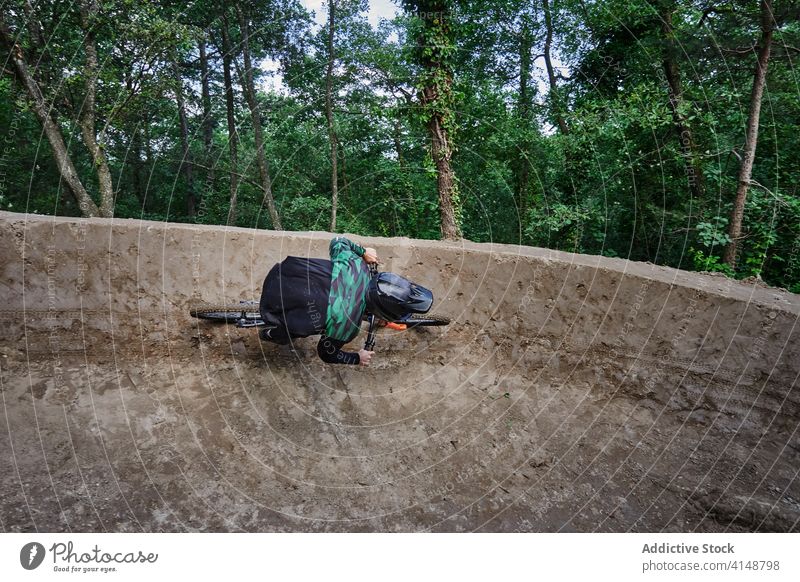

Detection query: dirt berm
xmin=1 ymin=210 xmax=799 ymax=532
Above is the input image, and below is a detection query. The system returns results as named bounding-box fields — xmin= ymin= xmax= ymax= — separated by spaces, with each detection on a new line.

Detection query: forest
xmin=1 ymin=0 xmax=798 ymax=290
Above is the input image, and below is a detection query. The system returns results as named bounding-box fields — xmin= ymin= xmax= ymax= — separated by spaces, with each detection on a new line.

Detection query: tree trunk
xmin=143 ymin=110 xmax=154 ymax=168
xmin=199 ymin=37 xmax=215 ymax=204
xmin=122 ymin=69 xmax=145 ymax=208
xmin=660 ymin=3 xmax=705 ymax=201
xmin=220 ymin=15 xmax=239 ymax=226
xmin=173 ymin=55 xmax=196 ymax=218
xmin=411 ymin=0 xmax=461 ymax=240
xmin=393 ymin=114 xmax=404 ymax=167
xmin=723 ymin=0 xmax=774 ymax=268
xmin=340 ymin=145 xmax=350 ymax=199
xmin=236 ymin=5 xmax=282 ymax=230
xmin=427 ymin=108 xmax=460 ymax=239
xmin=515 ymin=18 xmax=533 ymax=217
xmin=131 ymin=125 xmax=146 ymax=208
xmin=542 ymin=0 xmax=569 ymax=135
xmin=78 ymin=0 xmax=114 ymax=217
xmin=21 ymin=1 xmax=45 ymax=62
xmin=0 ymin=17 xmax=100 ymax=217
xmin=325 ymin=0 xmax=340 ymax=232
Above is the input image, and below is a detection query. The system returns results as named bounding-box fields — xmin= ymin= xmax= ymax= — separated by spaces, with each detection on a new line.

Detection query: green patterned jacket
xmin=325 ymin=237 xmax=371 ymax=342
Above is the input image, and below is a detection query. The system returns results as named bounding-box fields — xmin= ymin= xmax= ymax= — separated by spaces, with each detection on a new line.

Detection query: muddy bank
xmin=1 ymin=211 xmax=798 ymax=532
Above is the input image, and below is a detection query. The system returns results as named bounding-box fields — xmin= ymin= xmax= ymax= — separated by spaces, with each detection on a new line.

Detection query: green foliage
xmin=524 ymin=200 xmax=606 ymax=253
xmin=688 ymin=248 xmax=734 ymax=276
xmin=696 ymin=218 xmax=731 ymax=249
xmin=283 ymin=196 xmax=332 ymax=231
xmin=0 ymin=0 xmax=798 ymax=293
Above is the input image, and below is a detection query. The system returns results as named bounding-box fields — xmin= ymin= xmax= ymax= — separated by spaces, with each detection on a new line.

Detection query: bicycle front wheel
xmin=404 ymin=313 xmax=451 ymax=327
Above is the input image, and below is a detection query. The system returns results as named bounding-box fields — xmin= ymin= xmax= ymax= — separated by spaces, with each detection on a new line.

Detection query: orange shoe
xmin=386 ymin=322 xmax=407 ymax=331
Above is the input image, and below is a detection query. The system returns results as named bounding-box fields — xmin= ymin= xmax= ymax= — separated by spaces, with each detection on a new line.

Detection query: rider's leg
xmin=260 ymin=326 xmax=291 ymax=345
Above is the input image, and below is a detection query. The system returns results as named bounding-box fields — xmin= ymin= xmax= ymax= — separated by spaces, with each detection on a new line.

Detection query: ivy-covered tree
xmin=403 ymin=0 xmax=462 ymax=240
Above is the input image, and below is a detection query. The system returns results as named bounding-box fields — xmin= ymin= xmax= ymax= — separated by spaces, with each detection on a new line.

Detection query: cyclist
xmin=259 ymin=236 xmax=432 ymax=366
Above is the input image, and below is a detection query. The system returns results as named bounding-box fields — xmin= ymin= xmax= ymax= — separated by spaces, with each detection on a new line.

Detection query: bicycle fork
xmin=364 ymin=314 xmax=377 ymax=351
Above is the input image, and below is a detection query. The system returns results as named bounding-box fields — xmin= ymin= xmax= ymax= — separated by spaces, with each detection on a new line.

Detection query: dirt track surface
xmin=1 ymin=211 xmax=799 ymax=532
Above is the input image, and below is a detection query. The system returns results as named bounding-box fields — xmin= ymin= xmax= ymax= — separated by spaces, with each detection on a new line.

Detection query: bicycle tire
xmin=190 ymin=304 xmax=260 ymax=323
xmin=405 ymin=313 xmax=451 ymax=327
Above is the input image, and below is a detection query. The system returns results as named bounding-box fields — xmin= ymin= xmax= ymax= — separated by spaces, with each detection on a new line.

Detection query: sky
xmin=267 ymin=1 xmax=562 ymax=103
xmin=301 ymin=0 xmax=399 ymax=28
xmin=262 ymin=0 xmax=400 ymax=92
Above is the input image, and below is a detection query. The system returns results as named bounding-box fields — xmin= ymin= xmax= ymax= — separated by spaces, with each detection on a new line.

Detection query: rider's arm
xmin=329 ymin=236 xmax=365 ymax=261
xmin=317 ymin=336 xmax=360 ymax=365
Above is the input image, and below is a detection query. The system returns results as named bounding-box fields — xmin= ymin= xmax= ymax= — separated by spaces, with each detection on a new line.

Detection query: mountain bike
xmin=189 ymin=266 xmax=449 ymax=350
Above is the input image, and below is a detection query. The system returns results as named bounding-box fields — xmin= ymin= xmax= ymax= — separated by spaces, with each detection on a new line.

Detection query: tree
xmin=455 ymin=0 xmax=544 ymax=222
xmin=173 ymin=53 xmax=196 ymax=217
xmin=236 ymin=2 xmax=283 ymax=230
xmin=0 ymin=14 xmax=101 ymax=217
xmin=219 ymin=13 xmax=240 ymax=226
xmin=326 ymin=0 xmax=341 ymax=231
xmin=77 ymin=0 xmax=115 ymax=217
xmin=542 ymin=0 xmax=569 ymax=135
xmin=199 ymin=35 xmax=216 ymax=207
xmin=723 ymin=0 xmax=776 ymax=268
xmin=658 ymin=0 xmax=704 ymax=201
xmin=403 ymin=0 xmax=462 ymax=240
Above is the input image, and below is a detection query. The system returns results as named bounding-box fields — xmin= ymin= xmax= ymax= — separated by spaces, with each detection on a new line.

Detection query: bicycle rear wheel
xmin=190 ymin=303 xmax=260 ymax=323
